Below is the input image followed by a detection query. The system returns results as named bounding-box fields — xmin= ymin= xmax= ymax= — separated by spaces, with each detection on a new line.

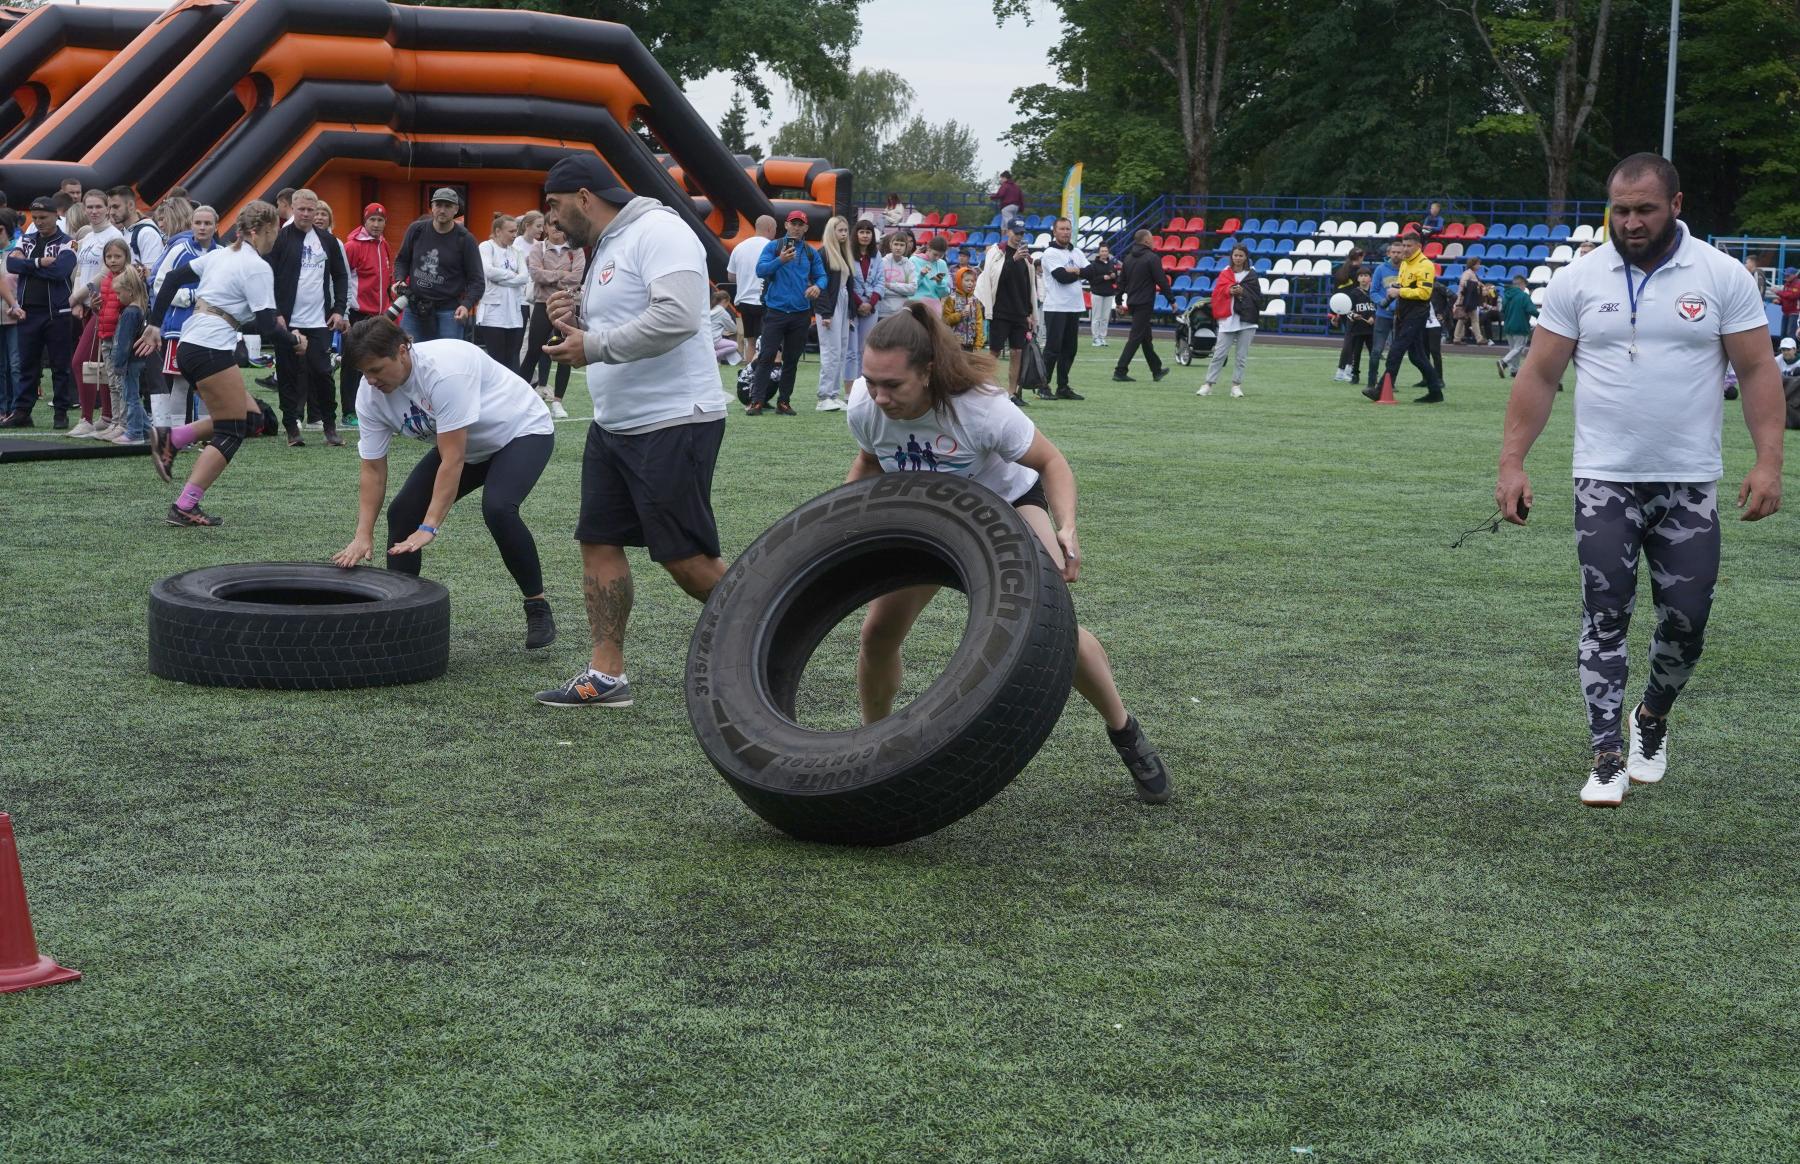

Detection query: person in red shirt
xmin=341 ymin=202 xmax=393 ymax=426
xmin=1777 ymin=267 xmax=1799 ymax=343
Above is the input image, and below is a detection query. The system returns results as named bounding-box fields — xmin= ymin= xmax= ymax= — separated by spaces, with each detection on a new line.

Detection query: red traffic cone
xmin=1374 ymin=372 xmax=1398 ymax=405
xmin=0 ymin=813 xmax=80 ymax=993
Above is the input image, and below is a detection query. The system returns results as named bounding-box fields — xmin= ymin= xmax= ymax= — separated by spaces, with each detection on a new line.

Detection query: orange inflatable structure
xmin=0 ymin=0 xmax=851 ymax=277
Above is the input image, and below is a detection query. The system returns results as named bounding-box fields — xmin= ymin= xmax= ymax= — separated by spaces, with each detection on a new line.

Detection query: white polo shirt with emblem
xmin=1537 ymin=225 xmax=1768 ymax=483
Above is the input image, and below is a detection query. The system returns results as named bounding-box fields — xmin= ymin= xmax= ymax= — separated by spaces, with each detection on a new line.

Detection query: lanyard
xmin=1623 ymin=247 xmax=1678 ymax=362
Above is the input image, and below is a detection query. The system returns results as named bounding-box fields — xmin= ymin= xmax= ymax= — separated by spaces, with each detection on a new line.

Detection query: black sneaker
xmin=524 ymin=598 xmax=557 ymax=650
xmin=323 ymin=427 xmax=345 ymax=447
xmin=1151 ymin=368 xmax=1170 ymax=383
xmin=1361 ymin=383 xmax=1381 ymax=401
xmin=534 ymin=669 xmax=632 ymax=707
xmin=0 ymin=410 xmax=29 ymax=429
xmin=52 ymin=413 xmax=67 ymax=431
xmin=1109 ymin=715 xmax=1172 ymax=804
xmin=775 ymin=402 xmax=797 ymax=416
xmin=165 ymin=503 xmax=222 ymax=527
xmin=1055 ymin=388 xmax=1085 ymax=400
xmin=147 ymin=426 xmax=174 ymax=482
xmin=1413 ymin=392 xmax=1445 ymax=404
xmin=1111 ymin=373 xmax=1135 ymax=382
xmin=1010 ymin=394 xmax=1028 ymax=407
xmin=1035 ymin=388 xmax=1057 ymax=400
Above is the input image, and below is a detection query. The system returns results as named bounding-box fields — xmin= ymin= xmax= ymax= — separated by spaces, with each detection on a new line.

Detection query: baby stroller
xmin=1173 ymin=298 xmax=1218 ymax=366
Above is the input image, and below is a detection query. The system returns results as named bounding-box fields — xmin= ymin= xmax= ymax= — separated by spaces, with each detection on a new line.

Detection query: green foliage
xmin=1676 ymin=0 xmax=1800 ymax=234
xmin=771 ymin=70 xmax=981 ymax=192
xmin=716 ymin=93 xmax=757 ymax=158
xmin=407 ymin=0 xmax=868 ymax=109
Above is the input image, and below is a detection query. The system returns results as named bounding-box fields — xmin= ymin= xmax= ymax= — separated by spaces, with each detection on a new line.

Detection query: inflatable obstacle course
xmin=0 ymin=0 xmax=851 ymax=277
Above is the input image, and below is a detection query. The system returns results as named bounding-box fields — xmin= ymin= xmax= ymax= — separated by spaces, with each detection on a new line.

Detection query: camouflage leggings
xmin=1576 ymin=479 xmax=1720 ymax=753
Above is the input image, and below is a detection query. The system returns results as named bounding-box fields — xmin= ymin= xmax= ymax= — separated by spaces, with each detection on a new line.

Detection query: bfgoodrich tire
xmin=148 ymin=563 xmax=450 ymax=690
xmin=686 ymin=474 xmax=1077 ymax=846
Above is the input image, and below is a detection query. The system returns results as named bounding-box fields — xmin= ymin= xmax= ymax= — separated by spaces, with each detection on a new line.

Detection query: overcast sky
xmin=43 ymin=0 xmax=1061 ymax=178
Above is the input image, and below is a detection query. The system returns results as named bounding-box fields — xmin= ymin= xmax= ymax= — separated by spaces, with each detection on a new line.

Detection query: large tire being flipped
xmin=148 ymin=563 xmax=450 ymax=690
xmin=687 ymin=474 xmax=1078 ymax=846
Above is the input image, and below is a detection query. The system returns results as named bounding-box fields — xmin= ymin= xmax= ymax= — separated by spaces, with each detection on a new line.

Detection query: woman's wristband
xmin=417 ymin=524 xmax=437 ymax=535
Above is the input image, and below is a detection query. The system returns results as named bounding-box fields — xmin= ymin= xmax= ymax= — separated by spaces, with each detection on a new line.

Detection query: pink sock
xmin=177 ymin=483 xmax=205 ymax=511
xmin=170 ymin=423 xmax=197 ymax=451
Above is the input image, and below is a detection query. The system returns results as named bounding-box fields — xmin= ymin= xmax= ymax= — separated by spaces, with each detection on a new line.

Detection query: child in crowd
xmin=107 ymin=265 xmax=152 ymax=445
xmin=69 ymin=238 xmax=131 ymax=439
xmin=708 ymin=289 xmax=741 ymax=365
xmin=950 ymin=264 xmax=983 ymax=351
xmin=877 ymin=233 xmax=916 ymax=318
xmin=1497 ymin=274 xmax=1537 ymax=378
xmin=912 ymin=236 xmax=951 ymax=305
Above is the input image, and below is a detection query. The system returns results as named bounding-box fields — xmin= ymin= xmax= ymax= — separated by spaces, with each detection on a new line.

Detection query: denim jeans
xmin=400 ymin=306 xmax=467 ymax=344
xmin=1366 ymin=316 xmax=1394 ymax=387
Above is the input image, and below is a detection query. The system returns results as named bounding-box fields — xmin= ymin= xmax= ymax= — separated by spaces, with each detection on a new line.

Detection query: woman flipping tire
xmin=139 ymin=200 xmax=305 ymax=527
xmin=330 ymin=316 xmax=559 ymax=650
xmin=846 ymin=302 xmax=1172 ymax=804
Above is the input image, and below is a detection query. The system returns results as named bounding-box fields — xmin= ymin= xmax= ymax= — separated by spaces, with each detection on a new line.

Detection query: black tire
xmin=686 ymin=475 xmax=1078 ymax=846
xmin=148 ymin=563 xmax=450 ymax=690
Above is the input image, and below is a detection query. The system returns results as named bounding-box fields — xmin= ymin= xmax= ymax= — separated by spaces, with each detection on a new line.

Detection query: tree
xmin=717 ymin=93 xmax=757 ymax=157
xmin=413 ymin=0 xmax=869 ymax=110
xmin=769 ymin=70 xmax=983 ymax=192
xmin=1675 ymin=0 xmax=1800 ymax=235
xmin=884 ymin=116 xmax=982 ymax=188
xmin=1441 ymin=0 xmax=1615 ymax=219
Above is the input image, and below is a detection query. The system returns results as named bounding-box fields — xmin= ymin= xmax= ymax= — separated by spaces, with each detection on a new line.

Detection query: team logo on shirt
xmin=598 ymin=261 xmax=615 ymax=285
xmin=400 ymin=403 xmax=437 ymax=441
xmin=1676 ymin=293 xmax=1707 ymax=322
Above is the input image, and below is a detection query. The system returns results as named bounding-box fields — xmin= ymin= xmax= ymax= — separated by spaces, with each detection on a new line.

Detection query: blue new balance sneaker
xmin=534 ymin=668 xmax=632 ymax=707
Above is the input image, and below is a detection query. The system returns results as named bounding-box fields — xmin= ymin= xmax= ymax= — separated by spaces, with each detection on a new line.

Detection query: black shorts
xmin=737 ymin=302 xmax=764 ymax=339
xmin=987 ymin=317 xmax=1028 ymax=353
xmin=1011 ymin=478 xmax=1049 ymax=512
xmin=176 ymin=342 xmax=239 ymax=383
xmin=577 ymin=418 xmax=725 ymax=561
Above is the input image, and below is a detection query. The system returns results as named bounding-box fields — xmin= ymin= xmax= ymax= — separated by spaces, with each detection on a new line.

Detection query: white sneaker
xmin=1196 ymin=383 xmax=1213 ymax=396
xmin=1229 ymin=385 xmax=1245 ymax=398
xmin=1627 ymin=705 xmax=1668 ymax=784
xmin=111 ymin=432 xmax=145 ymax=445
xmin=1580 ymin=752 xmax=1629 ymax=808
xmin=550 ymin=400 xmax=569 ymax=419
xmin=94 ymin=423 xmax=125 ymax=441
xmin=815 ymin=398 xmax=844 ymax=412
xmin=1332 ymin=368 xmax=1350 ymax=382
xmin=303 ymin=421 xmax=324 ymax=431
xmin=65 ymin=419 xmax=97 ymax=438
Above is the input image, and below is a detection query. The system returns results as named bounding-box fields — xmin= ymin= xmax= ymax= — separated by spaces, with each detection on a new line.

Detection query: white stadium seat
xmin=1318 ymin=220 xmax=1339 ymax=236
xmin=1272 ymin=258 xmax=1294 ymax=275
xmin=1375 ymin=220 xmax=1397 ymax=237
xmin=1355 ymin=220 xmax=1376 ymax=237
xmin=1549 ymin=244 xmax=1573 ymax=264
xmin=1531 ymin=287 xmax=1547 ymax=305
xmin=1334 ymin=239 xmax=1354 ymax=257
xmin=1335 ymin=219 xmax=1359 ymax=237
xmin=1529 ymin=265 xmax=1551 ymax=285
xmin=1263 ymin=298 xmax=1287 ymax=316
xmin=1295 ymin=239 xmax=1316 ymax=256
xmin=1569 ymin=224 xmax=1594 ymax=243
xmin=1268 ymin=278 xmax=1290 ymax=295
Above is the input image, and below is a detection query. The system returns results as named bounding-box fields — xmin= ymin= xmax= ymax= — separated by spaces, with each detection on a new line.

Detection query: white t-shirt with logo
xmin=727 ymin=235 xmax=767 ymax=306
xmin=291 ymin=231 xmax=328 ymax=328
xmin=1537 ymin=226 xmax=1768 ymax=482
xmin=580 ymin=200 xmax=729 ymax=432
xmin=355 ymin=339 xmax=553 ymax=464
xmin=177 ymin=245 xmax=277 ymax=353
xmin=75 ymin=224 xmax=125 ymax=289
xmin=846 ymin=379 xmax=1039 ymax=503
xmin=1038 ymin=244 xmax=1088 ymax=313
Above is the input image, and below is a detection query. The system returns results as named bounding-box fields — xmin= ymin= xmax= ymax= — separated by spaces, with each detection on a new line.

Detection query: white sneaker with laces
xmin=1627 ymin=706 xmax=1669 ymax=785
xmin=1332 ymin=368 xmax=1349 ymax=382
xmin=1196 ymin=383 xmax=1213 ymax=396
xmin=550 ymin=400 xmax=569 ymax=419
xmin=94 ymin=423 xmax=125 ymax=441
xmin=1230 ymin=384 xmax=1245 ymax=398
xmin=1581 ymin=751 xmax=1629 ymax=808
xmin=65 ymin=419 xmax=97 ymax=438
xmin=815 ymin=398 xmax=844 ymax=412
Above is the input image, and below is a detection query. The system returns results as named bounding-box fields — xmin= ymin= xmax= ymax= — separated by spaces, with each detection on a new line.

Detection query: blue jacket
xmin=7 ymin=229 xmax=76 ymax=314
xmin=755 ymin=237 xmax=827 ymax=313
xmin=151 ymin=231 xmax=219 ymax=337
xmin=1370 ymin=260 xmax=1401 ymax=320
xmin=850 ymin=253 xmax=882 ymax=310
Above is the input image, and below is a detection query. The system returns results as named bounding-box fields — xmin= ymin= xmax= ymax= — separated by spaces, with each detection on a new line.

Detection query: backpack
xmin=128 ymin=219 xmax=164 ymax=269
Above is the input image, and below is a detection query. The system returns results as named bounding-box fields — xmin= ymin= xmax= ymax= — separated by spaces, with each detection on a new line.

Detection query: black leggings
xmin=1337 ymin=331 xmax=1371 ymax=375
xmin=386 ymin=432 xmax=554 ymax=596
xmin=475 ymin=324 xmax=524 ymax=379
xmin=522 ymin=302 xmax=571 ymax=397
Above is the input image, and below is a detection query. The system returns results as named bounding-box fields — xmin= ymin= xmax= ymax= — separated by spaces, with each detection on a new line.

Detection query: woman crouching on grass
xmin=843 ymin=302 xmax=1172 ymax=804
xmin=330 ymin=316 xmax=559 ymax=650
xmin=140 ymin=200 xmax=305 ymax=526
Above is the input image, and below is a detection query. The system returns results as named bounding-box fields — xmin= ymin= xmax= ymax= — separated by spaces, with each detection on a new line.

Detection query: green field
xmin=2 ymin=342 xmax=1796 ymax=1162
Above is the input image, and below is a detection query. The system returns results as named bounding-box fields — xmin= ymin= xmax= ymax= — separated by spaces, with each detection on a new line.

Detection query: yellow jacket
xmin=1393 ymin=251 xmax=1437 ymax=302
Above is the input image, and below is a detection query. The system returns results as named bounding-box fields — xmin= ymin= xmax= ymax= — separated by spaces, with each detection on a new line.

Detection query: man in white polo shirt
xmin=1495 ymin=152 xmax=1785 ymax=808
xmin=1037 ymin=216 xmax=1088 ymax=401
xmin=533 ymin=155 xmax=731 ymax=708
xmin=726 ymin=215 xmax=774 ymax=366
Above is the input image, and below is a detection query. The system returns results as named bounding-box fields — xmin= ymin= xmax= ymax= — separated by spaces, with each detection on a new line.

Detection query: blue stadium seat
xmin=1297 ymin=219 xmax=1318 ymax=236
xmin=1155 ymin=294 xmax=1173 ymax=314
xmin=1253 ymin=258 xmax=1273 ymax=273
xmin=1194 ymin=276 xmax=1213 ymax=293
xmin=1278 ymin=218 xmax=1299 ymax=235
xmin=1173 ymin=274 xmax=1193 ymax=291
xmin=1510 ymin=224 xmax=1531 ymax=240
xmin=1026 ymin=214 xmax=1045 ymax=230
xmin=1508 ymin=264 xmax=1528 ymax=280
xmin=1243 ymin=218 xmax=1264 ymax=234
xmin=1216 ymin=238 xmax=1235 ymax=252
xmin=1201 ymin=257 xmax=1221 ymax=273
xmin=1528 ymin=223 xmax=1550 ymax=240
xmin=987 ymin=214 xmax=1003 ymax=228
xmin=1440 ymin=264 xmax=1463 ymax=283
xmin=1274 ymin=238 xmax=1295 ymax=256
xmin=1549 ymin=224 xmax=1571 ymax=242
xmin=1506 ymin=243 xmax=1529 ymax=260
xmin=1528 ymin=244 xmax=1550 ymax=262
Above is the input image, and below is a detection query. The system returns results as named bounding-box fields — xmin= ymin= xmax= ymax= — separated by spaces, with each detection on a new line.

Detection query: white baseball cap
xmin=1782 ymin=337 xmax=1796 ymax=350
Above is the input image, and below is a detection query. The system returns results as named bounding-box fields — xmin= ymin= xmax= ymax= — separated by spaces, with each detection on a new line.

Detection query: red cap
xmin=785 ymin=210 xmax=809 ymax=223
xmin=363 ymin=202 xmax=387 ymax=219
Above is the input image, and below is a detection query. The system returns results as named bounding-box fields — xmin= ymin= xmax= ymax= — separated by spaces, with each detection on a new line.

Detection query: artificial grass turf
xmin=1 ymin=343 xmax=1796 ymax=1162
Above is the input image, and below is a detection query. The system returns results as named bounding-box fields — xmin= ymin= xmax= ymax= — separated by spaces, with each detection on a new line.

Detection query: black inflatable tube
xmin=0 ymin=6 xmax=156 ymax=99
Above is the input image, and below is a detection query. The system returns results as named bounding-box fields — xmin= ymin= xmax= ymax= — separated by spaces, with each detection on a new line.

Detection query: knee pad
xmin=210 ymin=417 xmax=247 ymax=462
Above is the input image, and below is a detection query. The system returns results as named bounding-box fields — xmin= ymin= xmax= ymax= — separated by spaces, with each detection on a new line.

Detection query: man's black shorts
xmin=176 ymin=342 xmax=239 ymax=383
xmin=987 ymin=317 xmax=1028 ymax=353
xmin=577 ymin=418 xmax=725 ymax=561
xmin=737 ymin=302 xmax=764 ymax=340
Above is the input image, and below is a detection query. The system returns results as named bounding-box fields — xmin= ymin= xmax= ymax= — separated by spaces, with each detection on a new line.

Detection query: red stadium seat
xmin=1160 ymin=255 xmax=1178 ymax=270
xmin=1188 ymin=217 xmax=1205 ymax=234
xmin=1465 ymin=222 xmax=1486 ymax=239
xmin=949 ymin=230 xmax=967 ymax=244
xmin=1177 ymin=254 xmax=1197 ymax=270
xmin=1181 ymin=236 xmax=1200 ymax=252
xmin=922 ymin=212 xmax=941 ymax=226
xmin=1167 ymin=216 xmax=1188 ymax=232
xmin=1403 ymin=221 xmax=1421 ymax=235
xmin=1220 ymin=217 xmax=1241 ymax=234
xmin=1423 ymin=241 xmax=1443 ymax=258
xmin=1442 ymin=222 xmax=1466 ymax=239
xmin=942 ymin=212 xmax=958 ymax=227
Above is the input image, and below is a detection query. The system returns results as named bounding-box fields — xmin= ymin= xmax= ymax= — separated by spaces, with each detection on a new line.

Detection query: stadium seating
xmin=1318 ymin=219 xmax=1339 ymax=236
xmin=1550 ymin=245 xmax=1573 ymax=264
xmin=1569 ymin=224 xmax=1595 ymax=243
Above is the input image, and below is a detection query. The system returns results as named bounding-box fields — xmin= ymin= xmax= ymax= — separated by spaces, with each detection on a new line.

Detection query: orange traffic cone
xmin=0 ymin=813 xmax=80 ymax=993
xmin=1374 ymin=372 xmax=1398 ymax=405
